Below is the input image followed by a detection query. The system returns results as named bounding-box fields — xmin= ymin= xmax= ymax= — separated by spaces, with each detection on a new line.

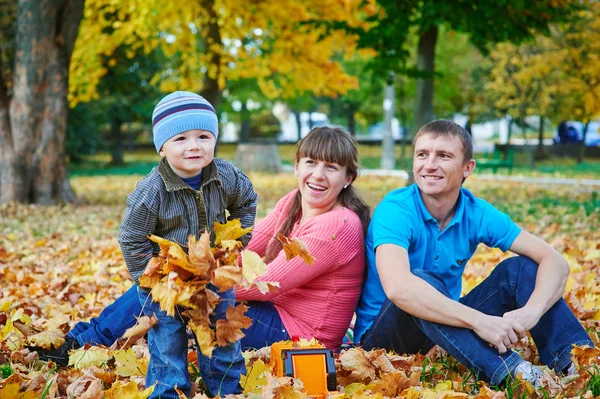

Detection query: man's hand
xmin=472 ymin=314 xmax=526 ymax=354
xmin=503 ymin=306 xmax=543 ymax=332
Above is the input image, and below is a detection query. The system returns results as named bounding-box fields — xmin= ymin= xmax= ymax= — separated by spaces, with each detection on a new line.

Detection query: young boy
xmin=41 ymin=91 xmax=256 ymax=398
xmin=123 ymin=91 xmax=258 ymax=398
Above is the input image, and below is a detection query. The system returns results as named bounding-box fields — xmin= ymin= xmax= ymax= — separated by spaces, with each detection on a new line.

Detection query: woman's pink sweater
xmin=236 ymin=190 xmax=365 ymax=349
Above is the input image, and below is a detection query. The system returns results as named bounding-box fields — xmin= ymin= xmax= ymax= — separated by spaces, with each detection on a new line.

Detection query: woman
xmin=30 ymin=126 xmax=369 ymax=361
xmin=239 ymin=126 xmax=370 ymax=350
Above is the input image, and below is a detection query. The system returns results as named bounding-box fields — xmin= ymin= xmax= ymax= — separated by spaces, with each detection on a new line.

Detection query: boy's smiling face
xmin=159 ymin=129 xmax=216 ymax=178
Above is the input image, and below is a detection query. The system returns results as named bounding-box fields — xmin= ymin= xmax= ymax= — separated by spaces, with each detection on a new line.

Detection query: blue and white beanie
xmin=152 ymin=91 xmax=218 ymax=152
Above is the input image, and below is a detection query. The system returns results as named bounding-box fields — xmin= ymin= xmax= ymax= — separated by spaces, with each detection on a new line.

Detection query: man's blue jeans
xmin=68 ymin=285 xmax=140 ymax=347
xmin=360 ymin=256 xmax=594 ymax=386
xmin=138 ymin=285 xmax=245 ymax=399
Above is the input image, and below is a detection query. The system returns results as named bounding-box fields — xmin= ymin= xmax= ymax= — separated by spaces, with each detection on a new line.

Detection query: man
xmin=354 ymin=120 xmax=593 ymax=387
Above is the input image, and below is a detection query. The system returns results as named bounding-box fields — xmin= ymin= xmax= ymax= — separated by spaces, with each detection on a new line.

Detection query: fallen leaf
xmin=27 ymin=330 xmax=65 ymax=349
xmin=68 ymin=346 xmax=111 ymax=369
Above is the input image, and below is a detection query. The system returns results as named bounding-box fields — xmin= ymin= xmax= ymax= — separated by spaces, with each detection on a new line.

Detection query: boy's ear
xmin=159 ymin=149 xmax=165 ymax=157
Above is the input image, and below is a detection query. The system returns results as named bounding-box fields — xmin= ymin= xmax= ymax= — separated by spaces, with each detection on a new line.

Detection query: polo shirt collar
xmin=158 ymin=157 xmax=220 ymax=192
xmin=414 ymin=184 xmax=466 ymax=227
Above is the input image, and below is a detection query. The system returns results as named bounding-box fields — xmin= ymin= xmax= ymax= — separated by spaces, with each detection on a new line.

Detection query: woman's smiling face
xmin=295 ymin=157 xmax=352 ymax=216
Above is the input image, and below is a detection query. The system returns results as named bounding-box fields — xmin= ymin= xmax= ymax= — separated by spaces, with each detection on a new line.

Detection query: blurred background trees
xmin=1 ymin=0 xmax=599 ymax=204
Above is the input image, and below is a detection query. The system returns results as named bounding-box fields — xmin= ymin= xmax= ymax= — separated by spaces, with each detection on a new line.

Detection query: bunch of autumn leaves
xmin=140 ymin=220 xmax=313 ymax=358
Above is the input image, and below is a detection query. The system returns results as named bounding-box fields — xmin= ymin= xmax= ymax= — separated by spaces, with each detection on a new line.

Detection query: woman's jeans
xmin=360 ymin=256 xmax=594 ymax=386
xmin=68 ymin=285 xmax=141 ymax=347
xmin=138 ymin=285 xmax=245 ymax=399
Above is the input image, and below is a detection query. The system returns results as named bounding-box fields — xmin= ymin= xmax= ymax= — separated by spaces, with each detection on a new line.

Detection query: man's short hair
xmin=413 ymin=120 xmax=473 ymax=162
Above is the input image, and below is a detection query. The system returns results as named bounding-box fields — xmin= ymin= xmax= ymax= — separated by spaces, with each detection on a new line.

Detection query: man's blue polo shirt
xmin=354 ymin=184 xmax=521 ymax=343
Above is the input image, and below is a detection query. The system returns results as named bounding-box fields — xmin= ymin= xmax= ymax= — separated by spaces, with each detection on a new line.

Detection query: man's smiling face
xmin=412 ymin=133 xmax=475 ymax=200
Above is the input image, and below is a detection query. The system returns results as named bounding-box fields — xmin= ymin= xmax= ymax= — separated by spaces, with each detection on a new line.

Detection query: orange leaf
xmin=216 ymin=304 xmax=252 ymax=346
xmin=277 ymin=233 xmax=315 ymax=265
xmin=188 ymin=232 xmax=215 ymax=275
xmin=189 ymin=320 xmax=216 ymax=357
xmin=213 ymin=265 xmax=244 ymax=292
xmin=121 ymin=315 xmax=158 ymax=349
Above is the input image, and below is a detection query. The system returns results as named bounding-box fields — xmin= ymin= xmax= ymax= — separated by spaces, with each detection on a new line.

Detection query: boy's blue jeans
xmin=360 ymin=256 xmax=594 ymax=386
xmin=68 ymin=285 xmax=140 ymax=347
xmin=138 ymin=285 xmax=245 ymax=399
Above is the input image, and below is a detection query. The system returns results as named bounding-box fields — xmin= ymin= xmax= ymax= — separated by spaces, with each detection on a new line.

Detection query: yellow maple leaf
xmin=104 ymin=380 xmax=155 ymax=399
xmin=214 ymin=219 xmax=252 ymax=245
xmin=150 ymin=276 xmax=198 ymax=317
xmin=212 ymin=265 xmax=244 ymax=292
xmin=68 ymin=346 xmax=111 ymax=369
xmin=189 ymin=320 xmax=216 ymax=358
xmin=114 ymin=348 xmax=147 ymax=377
xmin=240 ymin=359 xmax=269 ymax=394
xmin=188 ymin=232 xmax=215 ymax=275
xmin=220 ymin=239 xmax=240 ymax=251
xmin=277 ymin=233 xmax=315 ymax=265
xmin=241 ymin=250 xmax=268 ymax=284
xmin=216 ymin=304 xmax=252 ymax=346
xmin=27 ymin=331 xmax=65 ymax=349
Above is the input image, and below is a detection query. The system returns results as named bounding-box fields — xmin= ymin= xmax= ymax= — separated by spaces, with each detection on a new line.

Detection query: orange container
xmin=269 ymin=340 xmax=337 ymax=399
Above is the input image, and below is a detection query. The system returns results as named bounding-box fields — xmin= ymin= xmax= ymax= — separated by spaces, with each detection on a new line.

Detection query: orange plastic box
xmin=269 ymin=339 xmax=337 ymax=399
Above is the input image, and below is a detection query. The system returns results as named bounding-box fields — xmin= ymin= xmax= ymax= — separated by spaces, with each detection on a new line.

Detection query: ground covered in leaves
xmin=1 ymin=172 xmax=599 ymax=398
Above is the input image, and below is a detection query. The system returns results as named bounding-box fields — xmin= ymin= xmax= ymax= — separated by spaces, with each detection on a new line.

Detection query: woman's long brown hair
xmin=264 ymin=126 xmax=371 ymax=263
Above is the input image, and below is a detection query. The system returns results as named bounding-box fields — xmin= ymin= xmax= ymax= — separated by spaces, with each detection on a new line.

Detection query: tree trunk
xmin=506 ymin=115 xmax=514 ymax=144
xmin=578 ymin=120 xmax=589 ymax=164
xmin=413 ymin=25 xmax=438 ymax=132
xmin=109 ymin=113 xmax=124 ymax=166
xmin=199 ymin=0 xmax=222 ymax=112
xmin=346 ymin=104 xmax=356 ymax=136
xmin=381 ymin=73 xmax=395 ymax=170
xmin=292 ymin=109 xmax=302 ymax=141
xmin=1 ymin=0 xmax=83 ymax=204
xmin=239 ymin=100 xmax=251 ymax=143
xmin=535 ymin=115 xmax=546 ymax=160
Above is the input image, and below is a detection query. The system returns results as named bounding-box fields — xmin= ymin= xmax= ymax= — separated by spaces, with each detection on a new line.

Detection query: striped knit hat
xmin=152 ymin=91 xmax=218 ymax=152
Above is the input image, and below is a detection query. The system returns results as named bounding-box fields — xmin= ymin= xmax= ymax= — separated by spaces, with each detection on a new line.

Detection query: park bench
xmin=476 ymin=147 xmax=514 ymax=174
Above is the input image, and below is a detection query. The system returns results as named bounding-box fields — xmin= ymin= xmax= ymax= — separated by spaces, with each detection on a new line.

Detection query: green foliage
xmin=0 ymin=362 xmax=13 ymax=378
xmin=250 ymin=110 xmax=281 ymax=140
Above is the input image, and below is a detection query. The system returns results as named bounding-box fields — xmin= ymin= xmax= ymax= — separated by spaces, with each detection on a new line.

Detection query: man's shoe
xmin=28 ymin=336 xmax=80 ymax=367
xmin=512 ymin=361 xmax=543 ymax=389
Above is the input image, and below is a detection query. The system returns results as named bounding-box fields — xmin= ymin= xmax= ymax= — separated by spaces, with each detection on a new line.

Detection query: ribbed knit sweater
xmin=236 ymin=190 xmax=365 ymax=349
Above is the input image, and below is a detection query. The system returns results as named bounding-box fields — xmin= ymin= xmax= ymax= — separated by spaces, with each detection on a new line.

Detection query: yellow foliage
xmin=104 ymin=380 xmax=155 ymax=399
xmin=69 ymin=0 xmax=374 ymax=105
xmin=68 ymin=346 xmax=112 ymax=369
xmin=214 ymin=219 xmax=253 ymax=245
xmin=240 ymin=359 xmax=269 ymax=394
xmin=114 ymin=348 xmax=148 ymax=377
